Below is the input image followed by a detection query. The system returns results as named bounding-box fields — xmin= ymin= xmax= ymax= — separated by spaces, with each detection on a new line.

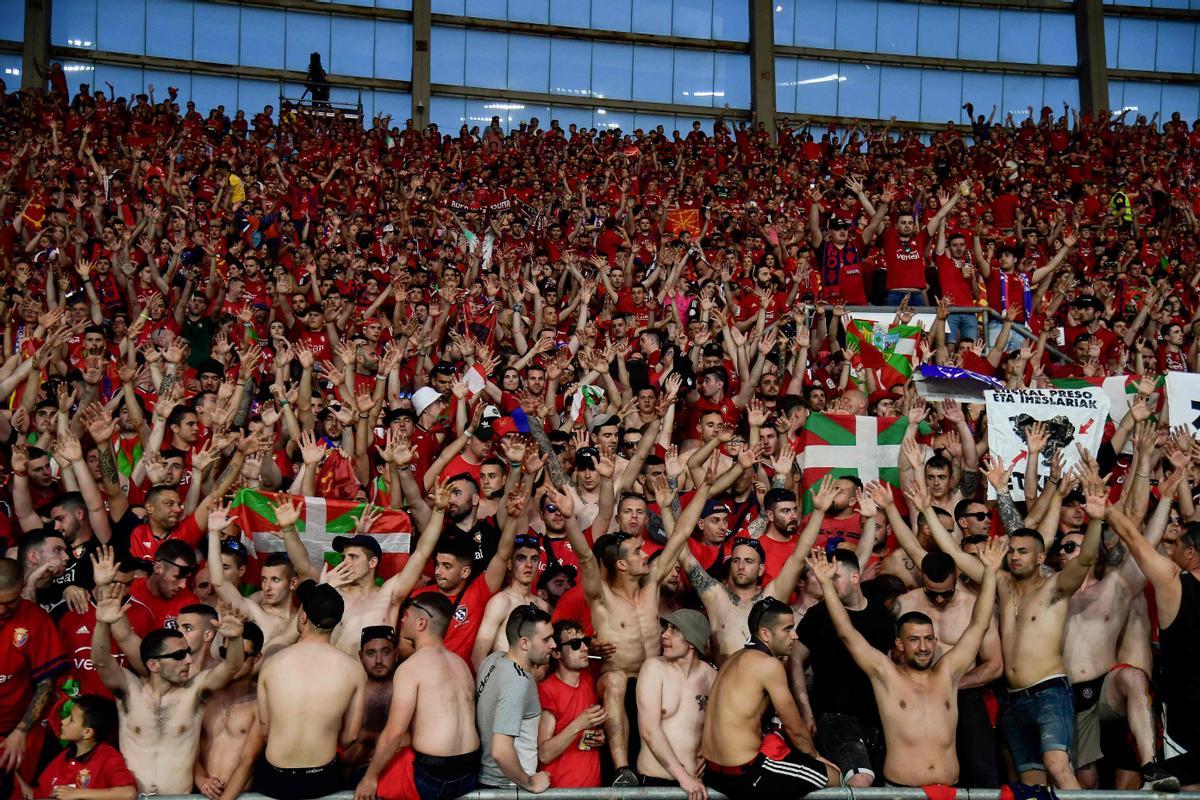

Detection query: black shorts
xmin=705 ymin=734 xmax=829 ymax=796
xmin=816 ymin=712 xmax=882 ymax=783
xmin=254 ymin=757 xmax=341 ymax=799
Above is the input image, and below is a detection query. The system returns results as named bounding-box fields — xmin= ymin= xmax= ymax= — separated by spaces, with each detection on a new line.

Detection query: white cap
xmin=411 ymin=386 xmax=443 ymax=418
xmin=482 ymin=404 xmax=501 ymax=421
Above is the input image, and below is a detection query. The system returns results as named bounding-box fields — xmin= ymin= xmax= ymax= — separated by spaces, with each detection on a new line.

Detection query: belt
xmin=1008 ymin=675 xmax=1069 ymax=700
xmin=706 ymin=760 xmax=752 ymax=776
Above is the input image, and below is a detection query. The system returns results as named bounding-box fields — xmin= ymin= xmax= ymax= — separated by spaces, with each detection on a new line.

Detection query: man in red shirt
xmin=58 ymin=581 xmax=156 ymax=700
xmin=536 ymin=619 xmax=604 ymax=788
xmin=121 ymin=540 xmax=200 ymax=629
xmin=809 ymin=184 xmax=888 ymax=305
xmin=128 ymin=467 xmax=240 ymax=561
xmin=0 ymin=559 xmax=69 ymax=797
xmin=975 ymin=231 xmax=1076 ymax=351
xmin=878 ymin=182 xmax=967 ymax=306
xmin=936 ymin=227 xmax=980 ymax=346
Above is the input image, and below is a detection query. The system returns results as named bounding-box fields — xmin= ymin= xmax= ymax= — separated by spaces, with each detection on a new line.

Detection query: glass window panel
xmin=920 ymin=69 xmax=961 ymax=123
xmin=1195 ymin=25 xmax=1200 ymax=72
xmin=1161 ymin=84 xmax=1199 ymax=121
xmin=878 ymin=65 xmax=920 ymax=121
xmin=998 ymin=10 xmax=1040 ymax=64
xmin=1038 ymin=13 xmax=1076 ymax=66
xmin=191 ymin=74 xmax=237 ymax=116
xmin=774 ymin=0 xmax=796 ymax=46
xmin=331 ymin=17 xmax=374 ymax=78
xmin=53 ymin=0 xmax=96 ymax=48
xmin=145 ymin=0 xmax=192 ymax=60
xmin=1122 ymin=81 xmax=1163 ymax=119
xmin=285 ymin=12 xmax=330 ymax=74
xmin=93 ymin=64 xmax=142 ymax=97
xmin=0 ymin=0 xmax=24 ymax=42
xmin=673 ymin=0 xmax=713 ymax=39
xmin=465 ymin=0 xmax=507 ymax=18
xmin=592 ymin=43 xmax=633 ymax=101
xmin=958 ymin=7 xmax=999 ymax=61
xmin=464 ymin=98 xmax=504 ymax=129
xmin=714 ymin=52 xmax=749 ymax=109
xmin=835 ymin=0 xmax=877 ymax=52
xmin=97 ymin=0 xmax=145 ymax=54
xmin=327 ymin=86 xmax=362 ymax=108
xmin=633 ymin=0 xmax=672 ymax=35
xmin=549 ymin=105 xmax=593 ymax=131
xmin=795 ymin=0 xmax=835 ymax=49
xmin=238 ymin=78 xmax=278 ymax=116
xmin=465 ymin=30 xmax=507 ymax=89
xmin=1042 ymin=76 xmax=1079 ymax=111
xmin=876 ymin=2 xmax=917 ymax=55
xmin=1107 ymin=80 xmax=1125 ymax=112
xmin=142 ymin=69 xmax=190 ymax=104
xmin=430 ymin=26 xmax=466 ymax=85
xmin=377 ymin=0 xmax=412 ymax=8
xmin=960 ymin=72 xmax=1003 ymax=124
xmin=509 ymin=0 xmax=549 ymax=24
xmin=1001 ymin=74 xmax=1044 ymax=118
xmin=594 ymin=107 xmax=633 ymax=132
xmin=375 ymin=21 xmax=412 ymax=80
xmin=240 ymin=8 xmax=284 ymax=69
xmin=507 ymin=34 xmax=550 ymax=94
xmin=635 ymin=112 xmax=675 ymax=135
xmin=673 ymin=48 xmax=714 ymax=106
xmin=774 ymin=56 xmax=797 ymax=113
xmin=1117 ymin=18 xmax=1157 ymax=70
xmin=1153 ymin=0 xmax=1190 ymax=7
xmin=432 ymin=0 xmax=465 ymax=13
xmin=795 ymin=59 xmax=840 ymax=116
xmin=917 ymin=5 xmax=958 ymax=59
xmin=194 ymin=3 xmax=239 ymax=64
xmin=550 ymin=38 xmax=592 ymax=97
xmin=549 ymin=0 xmax=589 ymax=28
xmin=430 ymin=96 xmax=466 ymax=132
xmin=712 ymin=0 xmax=748 ymax=40
xmin=591 ymin=0 xmax=632 ymax=32
xmin=632 ymin=46 xmax=672 ymax=103
xmin=340 ymin=0 xmax=374 ymax=6
xmin=836 ymin=62 xmax=879 ymax=119
xmin=1156 ymin=21 xmax=1195 ymax=72
xmin=1104 ymin=16 xmax=1120 ymax=69
xmin=372 ymin=90 xmax=412 ymax=125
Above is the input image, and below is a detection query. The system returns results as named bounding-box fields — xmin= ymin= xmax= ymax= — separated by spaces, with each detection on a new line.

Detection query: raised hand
xmin=94 ymin=583 xmax=127 ymax=624
xmin=300 ymin=431 xmax=326 ymax=466
xmin=430 ymin=478 xmax=452 ymax=512
xmin=856 ymin=487 xmax=879 ymax=518
xmin=355 ymin=505 xmax=383 ymax=534
xmin=1024 ymin=420 xmax=1049 ymax=455
xmin=982 ymin=453 xmax=1015 ymax=493
xmin=90 ymin=545 xmax=118 ymax=587
xmin=273 ymin=496 xmax=303 ymax=529
xmin=977 ymin=536 xmax=1009 ymax=572
xmin=805 ymin=547 xmax=837 ymax=585
xmin=903 ymin=483 xmax=933 ymax=512
xmin=216 ymin=603 xmax=247 ymax=640
xmin=207 ymin=502 xmax=234 ymax=534
xmin=811 ymin=475 xmax=837 ymax=512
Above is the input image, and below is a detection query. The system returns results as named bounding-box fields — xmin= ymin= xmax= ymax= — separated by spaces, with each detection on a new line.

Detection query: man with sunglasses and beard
xmin=471 ymin=534 xmax=548 ymax=669
xmin=894 ymin=552 xmax=1004 ymax=787
xmin=536 ymin=621 xmax=606 ymax=789
xmin=90 ymin=584 xmax=247 ymax=795
xmin=122 ymin=539 xmax=200 ymax=629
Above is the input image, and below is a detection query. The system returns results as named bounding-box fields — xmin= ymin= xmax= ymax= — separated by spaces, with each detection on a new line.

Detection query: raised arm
xmin=940 ymin=537 xmax=1003 ymax=679
xmin=909 ymin=484 xmax=985 ymax=585
xmin=381 ymin=483 xmax=449 ymax=605
xmin=807 ymin=549 xmax=892 ymax=677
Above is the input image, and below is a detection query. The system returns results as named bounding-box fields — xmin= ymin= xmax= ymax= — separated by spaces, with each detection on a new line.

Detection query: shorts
xmin=999 ymin=675 xmax=1075 ymax=774
xmin=253 ymin=757 xmax=341 ymax=799
xmin=1072 ymin=671 xmax=1124 ymax=768
xmin=641 ymin=774 xmax=679 ymax=787
xmin=377 ymin=748 xmax=480 ymax=800
xmin=815 ymin=712 xmax=881 ymax=783
xmin=946 ymin=312 xmax=980 ymax=344
xmin=705 ymin=732 xmax=829 ymax=796
xmin=1162 ymin=703 xmax=1200 ymax=785
xmin=956 ymin=687 xmax=999 ymax=788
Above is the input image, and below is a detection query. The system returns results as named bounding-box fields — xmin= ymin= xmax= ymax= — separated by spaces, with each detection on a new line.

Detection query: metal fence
xmin=144 ymin=790 xmax=1198 ymax=800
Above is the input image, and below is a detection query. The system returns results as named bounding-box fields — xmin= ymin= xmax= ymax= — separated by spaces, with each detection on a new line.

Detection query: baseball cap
xmin=829 ymin=217 xmax=852 ymax=230
xmin=411 ymin=386 xmax=443 ymax=417
xmin=492 ymin=416 xmax=520 ymax=438
xmin=360 ymin=625 xmax=397 ymax=648
xmin=661 ymin=609 xmax=711 ymax=654
xmin=701 ymin=499 xmax=732 ymax=518
xmin=538 ymin=563 xmax=578 ymax=591
xmin=297 ymin=580 xmax=344 ymax=629
xmin=332 ymin=533 xmax=383 ymax=560
xmin=589 ymin=413 xmax=620 ymax=432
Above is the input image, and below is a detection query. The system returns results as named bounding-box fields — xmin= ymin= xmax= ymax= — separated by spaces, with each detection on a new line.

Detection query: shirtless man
xmin=470 ymin=534 xmax=547 ymax=668
xmin=207 ymin=505 xmax=299 ymax=648
xmin=343 ymin=626 xmax=399 ymax=782
xmin=195 ymin=622 xmax=264 ymax=800
xmin=894 ymin=552 xmax=1004 ymax=787
xmin=673 ymin=476 xmax=848 ymax=662
xmin=91 ymin=585 xmax=246 ymax=795
xmin=919 ymin=459 xmax=1103 ymax=789
xmin=277 ymin=490 xmax=444 ymax=656
xmin=255 ymin=580 xmax=367 ymax=798
xmin=701 ymin=596 xmax=838 ymax=797
xmin=356 ymin=593 xmax=481 ymax=800
xmin=1061 ymin=478 xmax=1181 ymax=791
xmin=557 ymin=471 xmax=710 ymax=786
xmin=810 ymin=539 xmax=1002 ymax=786
xmin=637 ymin=609 xmax=716 ymax=799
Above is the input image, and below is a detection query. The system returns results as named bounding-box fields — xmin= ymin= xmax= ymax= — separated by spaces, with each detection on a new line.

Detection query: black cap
xmin=537 ymin=563 xmax=578 ymax=591
xmin=297 ymin=580 xmax=344 ymax=629
xmin=360 ymin=625 xmax=397 ymax=648
xmin=332 ymin=534 xmax=383 ymax=560
xmin=829 ymin=217 xmax=852 ymax=230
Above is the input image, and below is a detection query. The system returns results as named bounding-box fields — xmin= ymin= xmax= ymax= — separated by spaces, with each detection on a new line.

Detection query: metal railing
xmin=142 ymin=789 xmax=1199 ymax=799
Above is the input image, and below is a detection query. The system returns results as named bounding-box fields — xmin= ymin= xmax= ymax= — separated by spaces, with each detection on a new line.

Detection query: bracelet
xmin=359 ymin=413 xmax=370 ymax=419
xmin=375 ymin=374 xmax=386 ymax=381
xmin=279 ymin=398 xmax=290 ymax=407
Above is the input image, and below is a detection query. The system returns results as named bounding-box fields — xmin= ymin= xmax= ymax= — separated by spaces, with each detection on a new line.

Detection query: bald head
xmin=840 ymin=389 xmax=868 ymax=416
xmin=0 ymin=558 xmax=21 ymax=591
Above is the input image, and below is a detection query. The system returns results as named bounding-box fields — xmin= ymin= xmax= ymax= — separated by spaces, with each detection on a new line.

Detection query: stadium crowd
xmin=0 ymin=68 xmax=1200 ymax=800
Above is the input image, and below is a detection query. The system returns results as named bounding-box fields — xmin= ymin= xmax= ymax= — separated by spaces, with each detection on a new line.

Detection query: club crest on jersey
xmin=454 ymin=605 xmax=469 ymax=624
xmin=77 ymin=769 xmax=92 ymax=787
xmin=12 ymin=628 xmax=28 ymax=648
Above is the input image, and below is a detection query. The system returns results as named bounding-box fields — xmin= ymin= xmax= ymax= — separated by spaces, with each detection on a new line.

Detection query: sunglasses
xmin=1060 ymin=542 xmax=1081 ymax=554
xmin=559 ymin=636 xmax=591 ymax=651
xmin=732 ymin=536 xmax=765 ymax=557
xmin=514 ymin=535 xmax=542 ymax=549
xmin=962 ymin=511 xmax=989 ymax=521
xmin=924 ymin=587 xmax=956 ymax=600
xmin=158 ymin=560 xmax=197 ymax=578
xmin=152 ymin=648 xmax=189 ymax=662
xmin=218 ymin=644 xmax=257 ymax=659
xmin=543 ymin=503 xmax=561 ymax=515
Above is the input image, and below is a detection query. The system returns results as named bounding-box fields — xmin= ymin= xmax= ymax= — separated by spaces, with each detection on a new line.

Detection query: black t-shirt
xmin=448 ymin=515 xmax=501 ymax=568
xmin=795 ymin=598 xmax=896 ymax=727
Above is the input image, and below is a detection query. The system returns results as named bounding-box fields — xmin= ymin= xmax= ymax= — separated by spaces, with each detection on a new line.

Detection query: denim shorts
xmin=999 ymin=676 xmax=1075 ymax=774
xmin=946 ymin=312 xmax=980 ymax=344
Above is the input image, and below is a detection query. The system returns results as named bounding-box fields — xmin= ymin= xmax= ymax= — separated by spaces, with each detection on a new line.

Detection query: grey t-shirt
xmin=475 ymin=651 xmax=541 ymax=787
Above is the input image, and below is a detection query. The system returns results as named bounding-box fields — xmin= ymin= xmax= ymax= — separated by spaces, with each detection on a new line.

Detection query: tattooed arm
xmin=996 ymin=490 xmax=1024 ymax=536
